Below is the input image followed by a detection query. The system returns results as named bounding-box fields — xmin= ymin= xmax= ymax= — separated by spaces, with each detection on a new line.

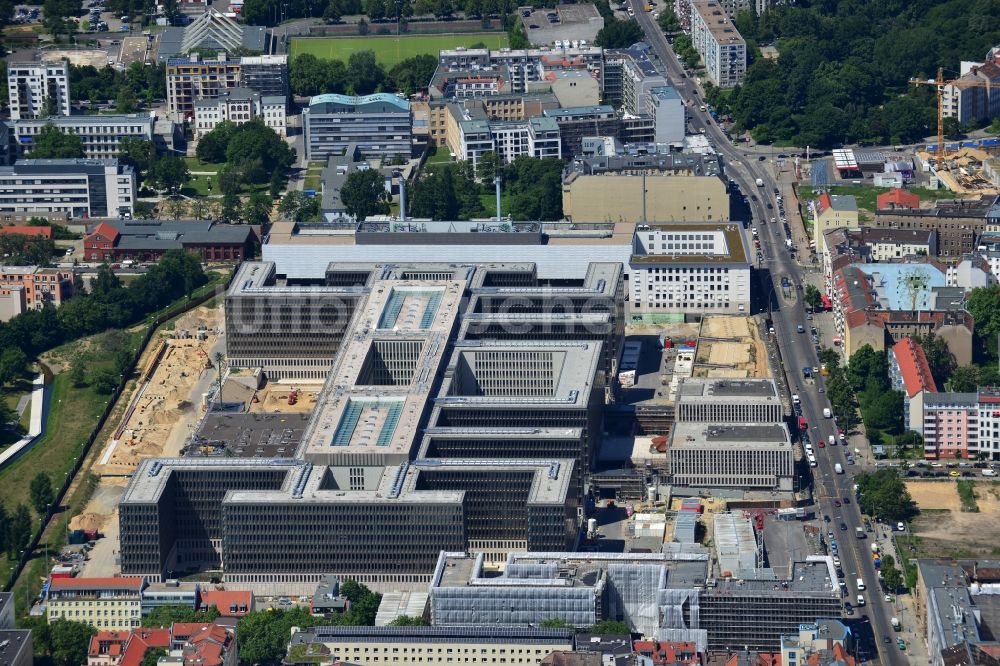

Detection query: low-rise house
xmin=84 ymin=220 xmax=255 ymax=263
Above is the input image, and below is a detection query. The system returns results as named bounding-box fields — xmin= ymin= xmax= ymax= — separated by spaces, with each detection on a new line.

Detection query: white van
xmin=808 ymin=454 xmax=817 ymax=467
xmin=856 ymin=578 xmax=865 ymax=591
xmin=857 ymin=594 xmax=865 ymax=606
xmin=828 ymin=435 xmax=835 ymax=446
xmin=823 ymin=408 xmax=832 ymax=418
xmin=984 ymin=469 xmax=997 ymax=477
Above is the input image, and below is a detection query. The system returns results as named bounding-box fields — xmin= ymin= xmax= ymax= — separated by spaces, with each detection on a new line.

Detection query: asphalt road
xmin=629 ymin=6 xmax=904 ymax=663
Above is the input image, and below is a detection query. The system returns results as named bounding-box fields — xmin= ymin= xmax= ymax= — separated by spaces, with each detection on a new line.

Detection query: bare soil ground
xmin=906 ymin=481 xmax=1000 ymax=559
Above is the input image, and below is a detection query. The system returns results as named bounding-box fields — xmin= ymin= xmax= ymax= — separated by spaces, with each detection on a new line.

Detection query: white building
xmin=668 ymin=422 xmax=795 ymax=490
xmin=6 ymin=61 xmax=70 ymax=120
xmin=629 ymin=223 xmax=751 ymax=316
xmin=947 ymin=253 xmax=997 ymax=290
xmin=0 ymin=159 xmax=135 ymax=219
xmin=192 ymin=87 xmax=286 ymax=137
xmin=942 ymin=55 xmax=1000 ymax=126
xmin=456 ymin=114 xmax=561 ymax=167
xmin=689 ymin=0 xmax=746 ymax=88
xmin=9 ymin=113 xmax=155 ymax=159
xmin=648 ymin=85 xmax=685 ymax=145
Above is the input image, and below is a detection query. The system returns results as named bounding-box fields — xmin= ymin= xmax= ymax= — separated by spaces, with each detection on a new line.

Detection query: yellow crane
xmin=910 ymin=66 xmax=993 ymax=159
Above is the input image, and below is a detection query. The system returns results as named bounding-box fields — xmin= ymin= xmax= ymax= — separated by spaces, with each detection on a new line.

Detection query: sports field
xmin=290 ymin=33 xmax=509 ymax=66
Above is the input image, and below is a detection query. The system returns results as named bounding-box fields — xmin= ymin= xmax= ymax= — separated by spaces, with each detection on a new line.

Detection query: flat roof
xmin=677 ymin=378 xmax=778 ymax=400
xmin=631 ymin=222 xmax=749 ymax=265
xmin=670 ymin=423 xmax=791 ymax=448
xmin=293 ymin=625 xmax=574 ymax=645
xmin=187 ymin=412 xmax=310 ymax=459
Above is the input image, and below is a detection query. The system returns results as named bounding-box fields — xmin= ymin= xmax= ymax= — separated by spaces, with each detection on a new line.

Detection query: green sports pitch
xmin=289 ymin=33 xmax=509 ymax=66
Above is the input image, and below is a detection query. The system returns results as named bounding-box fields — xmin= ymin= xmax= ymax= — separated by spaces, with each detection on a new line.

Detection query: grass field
xmin=290 ymin=33 xmax=508 ymax=66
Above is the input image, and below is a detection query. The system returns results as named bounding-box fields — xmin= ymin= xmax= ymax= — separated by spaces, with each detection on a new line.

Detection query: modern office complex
xmin=288 ymin=626 xmax=574 ymax=666
xmin=6 ymin=61 xmax=70 ymax=120
xmin=449 ymin=105 xmax=561 ymax=166
xmin=648 ymin=86 xmax=686 ymax=144
xmin=430 ymin=551 xmax=841 ymax=651
xmin=675 ymin=378 xmax=783 ymax=423
xmin=303 ymin=93 xmax=412 ymax=161
xmin=119 ymin=260 xmax=617 ymax=594
xmin=689 ymin=0 xmax=747 ymax=88
xmin=667 ymin=423 xmax=795 ymax=490
xmin=9 ymin=113 xmax=155 ymax=159
xmin=0 ymin=159 xmax=134 ymax=219
xmin=192 ymin=88 xmax=286 ymax=137
xmin=628 ymin=223 xmax=752 ymax=316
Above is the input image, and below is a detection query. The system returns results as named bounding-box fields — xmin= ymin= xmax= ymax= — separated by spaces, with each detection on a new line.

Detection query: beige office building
xmin=563 ymin=170 xmax=729 ymax=223
xmin=46 ymin=577 xmax=146 ymax=630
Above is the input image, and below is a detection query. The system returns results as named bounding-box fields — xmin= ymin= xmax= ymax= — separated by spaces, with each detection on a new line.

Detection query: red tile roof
xmin=877 ymin=188 xmax=920 ymax=210
xmin=181 ymin=624 xmax=233 ymax=666
xmin=0 ymin=225 xmax=52 ymax=239
xmin=815 ymin=192 xmax=833 ymax=216
xmin=51 ymin=576 xmax=145 ymax=591
xmin=632 ymin=640 xmax=700 ymax=664
xmin=198 ymin=590 xmax=253 ymax=616
xmin=98 ymin=628 xmax=170 ymax=666
xmin=89 ymin=222 xmax=120 ymax=242
xmin=892 ymin=337 xmax=938 ymax=397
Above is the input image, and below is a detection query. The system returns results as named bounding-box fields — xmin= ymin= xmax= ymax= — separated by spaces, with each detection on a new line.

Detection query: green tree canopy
xmin=918 ymin=333 xmax=956 ymax=388
xmin=150 ymin=157 xmax=190 ymax=195
xmin=847 ymin=345 xmax=888 ymax=393
xmin=29 ymin=472 xmax=54 ymax=515
xmin=340 ymin=169 xmax=391 ymax=222
xmin=49 ymin=619 xmax=97 ymax=666
xmin=589 ymin=619 xmax=632 ymax=635
xmin=803 ymin=284 xmax=823 ymax=310
xmin=968 ymin=286 xmax=1000 ymax=362
xmin=31 ymin=125 xmax=84 ymax=159
xmin=594 ymin=18 xmax=643 ymax=48
xmin=856 ymin=468 xmax=912 ymax=521
xmin=142 ymin=604 xmax=220 ymax=628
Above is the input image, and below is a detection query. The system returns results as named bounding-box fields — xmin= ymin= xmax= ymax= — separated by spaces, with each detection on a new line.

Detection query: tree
xmin=150 ymin=156 xmax=190 ymax=195
xmin=49 ymin=618 xmax=97 ymax=666
xmin=269 ymin=168 xmax=285 ymax=199
xmin=196 ymin=121 xmax=236 ymax=163
xmin=243 ymin=192 xmax=273 ymax=226
xmin=143 ymin=604 xmax=219 ymax=628
xmin=856 ymin=468 xmax=912 ymax=521
xmin=947 ymin=364 xmax=1000 ymax=392
xmin=388 ymin=615 xmax=427 ymax=626
xmin=90 ymin=367 xmax=119 ymax=395
xmin=346 ymin=51 xmax=386 ymax=95
xmin=341 ymin=169 xmax=390 ymax=222
xmin=29 ymin=473 xmax=54 ymax=515
xmin=237 ymin=608 xmax=324 ymax=665
xmin=475 ymin=150 xmax=501 ymax=185
xmin=881 ymin=554 xmax=904 ymax=593
xmin=540 ymin=618 xmax=572 ymax=628
xmin=7 ymin=503 xmax=31 ymax=559
xmin=803 ymin=284 xmax=823 ymax=310
xmin=387 ymin=54 xmax=437 ymax=95
xmin=278 ymin=191 xmax=320 ymax=223
xmin=0 ymin=504 xmax=9 ymax=556
xmin=656 ymin=6 xmax=679 ymax=33
xmin=117 ymin=138 xmax=157 ymax=182
xmin=162 ymin=197 xmax=188 ymax=220
xmin=219 ymin=192 xmax=242 ymax=223
xmin=140 ymin=648 xmax=167 ymax=666
xmin=0 ymin=347 xmax=28 ymax=385
xmin=967 ymin=286 xmax=1000 ymax=362
xmin=31 ymin=125 xmax=85 ymax=159
xmin=847 ymin=345 xmax=888 ymax=393
xmin=918 ymin=333 xmax=956 ymax=388
xmin=589 ymin=620 xmax=632 ymax=635
xmin=594 ymin=18 xmax=643 ymax=48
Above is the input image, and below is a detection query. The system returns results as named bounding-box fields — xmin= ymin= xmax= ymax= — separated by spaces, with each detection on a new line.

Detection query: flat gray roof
xmin=677 ymin=378 xmax=778 ymax=400
xmin=670 ymin=423 xmax=791 ymax=448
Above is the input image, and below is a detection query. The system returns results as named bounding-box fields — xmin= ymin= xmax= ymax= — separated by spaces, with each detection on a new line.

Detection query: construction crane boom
xmin=909 ymin=66 xmax=993 ymax=159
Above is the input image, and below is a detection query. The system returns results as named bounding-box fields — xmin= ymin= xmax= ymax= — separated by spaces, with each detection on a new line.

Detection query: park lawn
xmin=184 ymin=157 xmax=221 ymax=174
xmin=290 ymin=33 xmax=508 ymax=67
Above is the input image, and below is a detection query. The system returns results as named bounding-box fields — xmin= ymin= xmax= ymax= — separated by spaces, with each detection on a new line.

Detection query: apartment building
xmin=779 ymin=620 xmax=855 ymax=666
xmin=889 ymin=337 xmax=938 ymax=434
xmin=675 ymin=378 xmax=784 ymax=423
xmin=942 ymin=61 xmax=1000 ymax=126
xmin=9 ymin=113 xmax=155 ymax=159
xmin=689 ymin=0 xmax=746 ymax=88
xmin=166 ymin=54 xmax=241 ymax=121
xmin=192 ymin=88 xmax=286 ymax=138
xmin=603 ymin=47 xmax=668 ymax=115
xmin=0 ymin=159 xmax=134 ymax=219
xmin=449 ymin=106 xmax=560 ymax=166
xmin=288 ymin=626 xmax=574 ymax=666
xmin=811 ymin=192 xmax=860 ymax=251
xmin=873 ymin=194 xmax=1000 ymax=257
xmin=648 ymin=85 xmax=685 ymax=145
xmin=47 ymin=577 xmax=147 ymax=630
xmin=562 ymin=153 xmax=728 ymax=224
xmin=303 ymin=93 xmax=412 ymax=161
xmin=542 ymin=105 xmax=619 ymax=159
xmin=238 ymin=55 xmax=290 ymax=99
xmin=437 ymin=46 xmax=604 ymax=95
xmin=6 ymin=61 xmax=70 ymax=120
xmin=0 ymin=266 xmax=73 ymax=321
xmin=629 ymin=223 xmax=751 ymax=316
xmin=668 ymin=423 xmax=795 ymax=490
xmin=862 ymin=228 xmax=936 ymax=262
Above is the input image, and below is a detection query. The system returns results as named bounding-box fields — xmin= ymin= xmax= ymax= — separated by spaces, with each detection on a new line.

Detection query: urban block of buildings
xmin=166 ymin=52 xmax=288 ymax=121
xmin=0 ymin=158 xmax=135 ymax=219
xmin=922 ymin=389 xmax=1000 ymax=460
xmin=119 ymin=260 xmax=621 ymax=594
xmin=689 ymin=0 xmax=747 ymax=88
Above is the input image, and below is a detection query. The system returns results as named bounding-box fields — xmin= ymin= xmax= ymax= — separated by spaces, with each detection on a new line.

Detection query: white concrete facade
xmin=7 ymin=61 xmax=70 ymax=120
xmin=689 ymin=0 xmax=746 ymax=88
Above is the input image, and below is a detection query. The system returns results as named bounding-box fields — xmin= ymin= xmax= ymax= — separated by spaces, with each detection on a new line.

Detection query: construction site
xmin=93 ymin=304 xmax=223 ymax=476
xmin=918 ymin=146 xmax=1000 ymax=195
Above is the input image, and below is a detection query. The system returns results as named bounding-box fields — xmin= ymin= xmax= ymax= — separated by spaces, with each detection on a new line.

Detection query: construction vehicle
xmin=287 ymin=389 xmax=299 ymax=406
xmin=909 ymin=67 xmax=993 ymax=159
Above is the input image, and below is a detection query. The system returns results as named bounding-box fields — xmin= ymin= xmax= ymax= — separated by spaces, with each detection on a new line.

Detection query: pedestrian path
xmin=0 ymin=374 xmax=49 ymax=469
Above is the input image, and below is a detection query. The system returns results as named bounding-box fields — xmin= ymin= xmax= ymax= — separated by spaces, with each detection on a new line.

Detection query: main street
xmin=628 ymin=5 xmax=905 ymax=663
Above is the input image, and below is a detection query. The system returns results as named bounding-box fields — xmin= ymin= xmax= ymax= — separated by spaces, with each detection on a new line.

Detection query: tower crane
xmin=909 ymin=66 xmax=994 ymax=160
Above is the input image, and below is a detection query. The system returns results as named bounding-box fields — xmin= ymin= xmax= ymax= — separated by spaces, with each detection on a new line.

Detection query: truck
xmin=802 ymin=366 xmax=812 ymax=378
xmin=891 ymin=617 xmax=901 ymax=632
xmin=755 ymin=178 xmax=764 ymax=187
xmin=856 ymin=526 xmax=864 ymax=539
xmin=834 ymin=463 xmax=844 ymax=474
xmin=823 ymin=407 xmax=832 ymax=418
xmin=798 ymin=416 xmax=807 ymax=431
